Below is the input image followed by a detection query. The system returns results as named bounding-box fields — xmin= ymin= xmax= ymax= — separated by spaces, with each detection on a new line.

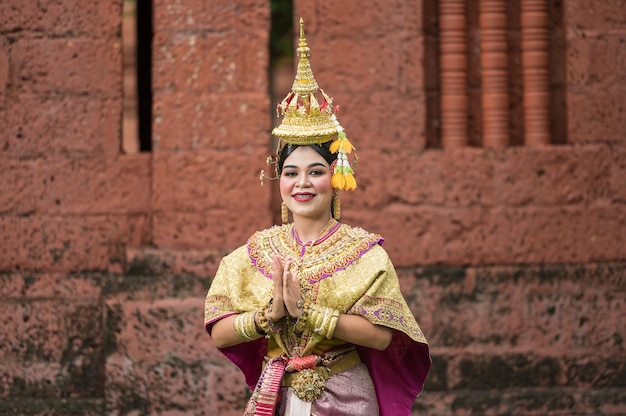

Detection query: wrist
xmin=233 ymin=311 xmax=263 ymax=342
xmin=253 ymin=311 xmax=265 ymax=335
xmin=257 ymin=299 xmax=284 ymax=335
xmin=294 ymin=302 xmax=340 ymax=339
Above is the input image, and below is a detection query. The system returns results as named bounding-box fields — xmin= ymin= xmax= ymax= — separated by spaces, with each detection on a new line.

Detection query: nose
xmin=297 ymin=173 xmax=311 ymax=187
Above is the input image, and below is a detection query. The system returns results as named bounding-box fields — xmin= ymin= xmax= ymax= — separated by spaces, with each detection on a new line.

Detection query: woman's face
xmin=280 ymin=146 xmax=333 ymax=222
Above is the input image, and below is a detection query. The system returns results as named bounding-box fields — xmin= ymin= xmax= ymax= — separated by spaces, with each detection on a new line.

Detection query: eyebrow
xmin=283 ymin=162 xmax=328 ymax=169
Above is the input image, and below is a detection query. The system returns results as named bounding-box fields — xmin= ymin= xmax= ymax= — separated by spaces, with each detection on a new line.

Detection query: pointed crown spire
xmin=271 ymin=18 xmax=357 ymax=191
xmin=272 ymin=18 xmax=338 ymax=144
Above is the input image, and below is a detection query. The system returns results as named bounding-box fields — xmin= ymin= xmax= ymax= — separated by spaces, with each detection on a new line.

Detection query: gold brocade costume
xmin=203 ymin=18 xmax=430 ymax=416
xmin=204 ymin=220 xmax=427 ymax=358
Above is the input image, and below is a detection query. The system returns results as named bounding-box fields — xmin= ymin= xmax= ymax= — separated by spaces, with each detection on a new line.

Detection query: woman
xmin=204 ymin=19 xmax=430 ymax=416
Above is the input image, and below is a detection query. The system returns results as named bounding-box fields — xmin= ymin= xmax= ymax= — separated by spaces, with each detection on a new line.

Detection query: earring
xmin=333 ymin=193 xmax=341 ymax=221
xmin=281 ymin=202 xmax=289 ymax=223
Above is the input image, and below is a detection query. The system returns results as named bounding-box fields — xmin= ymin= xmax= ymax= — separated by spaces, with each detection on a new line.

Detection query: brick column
xmin=521 ymin=0 xmax=550 ymax=145
xmin=440 ymin=0 xmax=469 ymax=149
xmin=480 ymin=0 xmax=509 ymax=148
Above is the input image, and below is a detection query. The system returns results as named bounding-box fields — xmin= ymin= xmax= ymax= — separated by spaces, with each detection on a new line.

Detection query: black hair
xmin=277 ymin=142 xmax=337 ymax=175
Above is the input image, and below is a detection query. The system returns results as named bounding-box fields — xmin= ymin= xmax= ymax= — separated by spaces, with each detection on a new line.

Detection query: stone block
xmin=153 ymin=30 xmax=268 ymax=93
xmin=455 ymin=354 xmax=563 ymax=389
xmin=303 ymin=35 xmax=404 ymax=96
xmin=0 ymin=0 xmax=120 ymax=36
xmin=105 ymin=355 xmax=247 ymax=415
xmin=1 ymin=94 xmax=121 ymax=159
xmin=565 ymin=0 xmax=626 ymax=31
xmin=352 ymin=204 xmax=600 ymax=267
xmin=438 ymin=149 xmax=495 ymax=206
xmin=349 ymin=90 xmax=426 ymax=154
xmin=152 ymin=210 xmax=271 ymax=251
xmin=152 ymin=92 xmax=270 ymax=151
xmin=348 ymin=205 xmax=486 ymax=267
xmin=296 ymin=0 xmax=422 ymax=39
xmin=611 ymin=147 xmax=626 ymax=202
xmin=104 ymin=294 xmax=248 ymax=414
xmin=0 ymin=300 xmax=103 ymax=397
xmin=350 ymin=147 xmax=494 ymax=213
xmin=0 ymin=214 xmax=147 ymax=273
xmin=0 ymin=38 xmax=7 ymax=110
xmin=125 ymin=247 xmax=224 ymax=278
xmin=415 ymin=387 xmax=626 ymax=415
xmin=409 ymin=263 xmax=626 ymax=354
xmin=482 ymin=206 xmax=588 ymax=264
xmin=400 ymin=35 xmax=426 ymax=96
xmin=0 ymin=215 xmax=41 ymax=272
xmin=37 ymin=155 xmax=151 ymax=214
xmin=585 ymin=205 xmax=626 ymax=261
xmin=0 ymin=272 xmax=102 ymax=300
xmin=0 ymin=398 xmax=104 ymax=416
xmin=0 ymin=158 xmax=37 ymax=215
xmin=104 ymin=297 xmax=213 ymax=362
xmin=153 ymin=0 xmax=269 ymax=33
xmin=103 ymin=273 xmax=210 ymax=304
xmin=567 ymin=86 xmax=626 ymax=144
xmin=152 ymin=148 xmax=271 ymax=214
xmin=567 ymin=31 xmax=626 ymax=90
xmin=11 ymin=38 xmax=121 ymax=95
xmin=493 ymin=146 xmax=612 ymax=206
xmin=0 ymin=361 xmax=62 ymax=398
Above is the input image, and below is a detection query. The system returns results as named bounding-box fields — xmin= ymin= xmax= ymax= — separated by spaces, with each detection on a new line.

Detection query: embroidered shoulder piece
xmin=248 ymin=224 xmax=383 ymax=283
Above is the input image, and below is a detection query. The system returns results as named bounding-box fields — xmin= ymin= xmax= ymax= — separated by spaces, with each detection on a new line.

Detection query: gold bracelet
xmin=307 ymin=304 xmax=340 ymax=339
xmin=233 ymin=311 xmax=261 ymax=342
xmin=294 ymin=302 xmax=340 ymax=339
xmin=325 ymin=309 xmax=340 ymax=339
xmin=313 ymin=305 xmax=329 ymax=334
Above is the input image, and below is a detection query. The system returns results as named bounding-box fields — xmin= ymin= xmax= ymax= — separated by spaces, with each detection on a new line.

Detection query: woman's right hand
xmin=268 ymin=254 xmax=289 ymax=321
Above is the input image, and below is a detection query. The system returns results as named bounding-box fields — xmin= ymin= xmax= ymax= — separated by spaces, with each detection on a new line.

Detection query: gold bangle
xmin=314 ymin=306 xmax=329 ymax=334
xmin=233 ymin=311 xmax=261 ymax=342
xmin=325 ymin=309 xmax=340 ymax=339
xmin=305 ymin=304 xmax=340 ymax=339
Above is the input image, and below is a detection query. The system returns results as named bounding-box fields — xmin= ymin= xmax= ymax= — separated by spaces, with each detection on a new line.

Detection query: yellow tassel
xmin=345 ymin=173 xmax=357 ymax=191
xmin=331 ymin=173 xmax=346 ymax=190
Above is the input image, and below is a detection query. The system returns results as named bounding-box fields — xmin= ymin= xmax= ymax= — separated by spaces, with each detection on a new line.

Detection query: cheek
xmin=311 ymin=176 xmax=333 ymax=193
xmin=279 ymin=177 xmax=291 ymax=197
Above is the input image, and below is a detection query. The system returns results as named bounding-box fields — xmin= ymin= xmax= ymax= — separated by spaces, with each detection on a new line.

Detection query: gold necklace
xmin=292 ymin=218 xmax=337 ymax=257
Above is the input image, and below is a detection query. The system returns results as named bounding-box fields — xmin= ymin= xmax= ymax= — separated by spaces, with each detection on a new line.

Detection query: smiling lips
xmin=293 ymin=192 xmax=315 ymax=202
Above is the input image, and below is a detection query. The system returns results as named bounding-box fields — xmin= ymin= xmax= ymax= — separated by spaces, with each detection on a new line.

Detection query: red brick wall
xmin=0 ymin=0 xmax=624 ymax=414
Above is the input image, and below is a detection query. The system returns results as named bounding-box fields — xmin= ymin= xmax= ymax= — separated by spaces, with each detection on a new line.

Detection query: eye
xmin=310 ymin=169 xmax=326 ymax=176
xmin=283 ymin=171 xmax=297 ymax=177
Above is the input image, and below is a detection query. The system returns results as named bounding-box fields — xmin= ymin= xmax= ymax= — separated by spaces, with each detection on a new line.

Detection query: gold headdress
xmin=271 ymin=18 xmax=357 ymax=191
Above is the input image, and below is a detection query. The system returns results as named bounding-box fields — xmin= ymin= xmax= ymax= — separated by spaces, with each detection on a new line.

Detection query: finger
xmin=270 ymin=254 xmax=282 ymax=274
xmin=282 ymin=257 xmax=292 ymax=286
xmin=270 ymin=255 xmax=283 ymax=282
xmin=282 ymin=257 xmax=292 ymax=276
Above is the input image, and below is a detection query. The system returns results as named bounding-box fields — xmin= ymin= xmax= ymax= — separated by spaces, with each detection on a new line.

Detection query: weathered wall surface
xmin=0 ymin=0 xmax=624 ymax=415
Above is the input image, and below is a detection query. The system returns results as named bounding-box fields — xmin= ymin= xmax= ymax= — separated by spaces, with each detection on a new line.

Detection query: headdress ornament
xmin=271 ymin=18 xmax=357 ymax=191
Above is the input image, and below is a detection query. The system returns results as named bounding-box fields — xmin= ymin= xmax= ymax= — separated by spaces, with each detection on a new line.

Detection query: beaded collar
xmin=247 ymin=221 xmax=383 ymax=283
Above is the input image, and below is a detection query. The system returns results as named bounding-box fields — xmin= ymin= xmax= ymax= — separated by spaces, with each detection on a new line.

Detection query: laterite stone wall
xmin=0 ymin=0 xmax=624 ymax=414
